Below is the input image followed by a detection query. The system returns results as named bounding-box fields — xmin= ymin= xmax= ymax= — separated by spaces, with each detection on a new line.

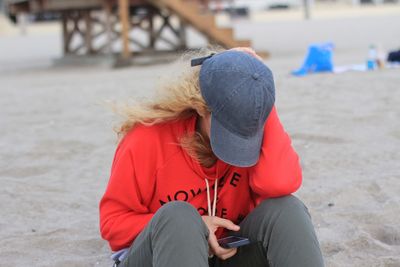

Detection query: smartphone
xmin=218 ymin=236 xmax=250 ymax=248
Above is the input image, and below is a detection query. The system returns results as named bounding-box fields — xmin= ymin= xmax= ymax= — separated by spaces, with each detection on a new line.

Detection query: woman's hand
xmin=230 ymin=47 xmax=263 ymax=62
xmin=202 ymin=216 xmax=240 ymax=260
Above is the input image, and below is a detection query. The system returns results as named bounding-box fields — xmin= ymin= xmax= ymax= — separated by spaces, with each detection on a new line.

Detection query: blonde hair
xmin=115 ymin=47 xmax=224 ymax=167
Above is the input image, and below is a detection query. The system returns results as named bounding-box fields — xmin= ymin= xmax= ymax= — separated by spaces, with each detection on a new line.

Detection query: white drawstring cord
xmin=212 ymin=179 xmax=218 ymax=216
xmin=205 ymin=178 xmax=219 ymax=259
xmin=205 ymin=179 xmax=212 ymax=216
xmin=205 ymin=179 xmax=218 ymax=217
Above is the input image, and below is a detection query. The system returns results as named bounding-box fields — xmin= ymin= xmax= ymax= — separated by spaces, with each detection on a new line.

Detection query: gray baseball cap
xmin=196 ymin=50 xmax=275 ymax=167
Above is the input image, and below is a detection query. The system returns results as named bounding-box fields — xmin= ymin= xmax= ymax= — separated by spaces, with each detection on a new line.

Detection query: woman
xmin=99 ymin=47 xmax=324 ymax=267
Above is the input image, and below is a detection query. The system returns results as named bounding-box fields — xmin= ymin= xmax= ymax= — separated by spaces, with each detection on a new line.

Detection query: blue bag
xmin=292 ymin=43 xmax=334 ymax=76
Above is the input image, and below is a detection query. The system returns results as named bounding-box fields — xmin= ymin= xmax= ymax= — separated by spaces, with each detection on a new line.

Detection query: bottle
xmin=367 ymin=45 xmax=377 ymax=70
xmin=376 ymin=44 xmax=385 ymax=69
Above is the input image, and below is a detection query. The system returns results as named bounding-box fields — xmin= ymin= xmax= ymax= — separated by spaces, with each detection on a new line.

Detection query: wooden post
xmin=102 ymin=0 xmax=113 ymax=55
xmin=83 ymin=10 xmax=94 ymax=54
xmin=61 ymin=12 xmax=70 ymax=54
xmin=148 ymin=8 xmax=155 ymax=49
xmin=119 ymin=0 xmax=130 ymax=58
xmin=303 ymin=0 xmax=311 ymax=20
xmin=178 ymin=19 xmax=187 ymax=50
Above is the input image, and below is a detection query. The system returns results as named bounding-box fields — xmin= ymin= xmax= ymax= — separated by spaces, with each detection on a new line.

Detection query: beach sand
xmin=0 ymin=5 xmax=399 ymax=267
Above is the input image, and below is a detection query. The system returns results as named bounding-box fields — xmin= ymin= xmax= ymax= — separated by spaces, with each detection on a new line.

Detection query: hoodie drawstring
xmin=205 ymin=179 xmax=218 ymax=217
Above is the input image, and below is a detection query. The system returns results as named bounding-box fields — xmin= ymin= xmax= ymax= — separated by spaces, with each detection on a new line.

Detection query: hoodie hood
xmin=181 ymin=115 xmax=231 ymax=182
xmin=181 ymin=115 xmax=231 ymax=216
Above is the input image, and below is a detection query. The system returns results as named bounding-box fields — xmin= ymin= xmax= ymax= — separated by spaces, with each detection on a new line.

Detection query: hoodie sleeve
xmin=99 ymin=129 xmax=156 ymax=251
xmin=249 ymin=106 xmax=302 ymax=201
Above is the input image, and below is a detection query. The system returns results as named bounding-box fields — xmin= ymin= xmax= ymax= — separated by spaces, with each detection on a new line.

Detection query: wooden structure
xmin=6 ymin=0 xmax=260 ymax=61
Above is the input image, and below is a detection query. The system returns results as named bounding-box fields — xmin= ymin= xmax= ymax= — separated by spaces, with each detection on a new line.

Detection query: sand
xmin=0 ymin=4 xmax=400 ymax=267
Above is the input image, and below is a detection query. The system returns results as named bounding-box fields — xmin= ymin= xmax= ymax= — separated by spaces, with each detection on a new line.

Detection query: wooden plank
xmin=8 ymin=2 xmax=29 ymax=14
xmin=235 ymin=39 xmax=251 ymax=48
xmin=14 ymin=0 xmax=149 ymax=12
xmin=198 ymin=13 xmax=216 ymax=28
xmin=37 ymin=0 xmax=101 ymax=11
xmin=119 ymin=0 xmax=131 ymax=58
xmin=146 ymin=0 xmax=235 ymax=48
xmin=145 ymin=0 xmax=265 ymax=51
xmin=218 ymin=27 xmax=233 ymax=40
xmin=256 ymin=51 xmax=270 ymax=59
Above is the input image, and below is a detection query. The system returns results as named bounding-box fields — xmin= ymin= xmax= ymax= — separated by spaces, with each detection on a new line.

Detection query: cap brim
xmin=210 ymin=115 xmax=264 ymax=167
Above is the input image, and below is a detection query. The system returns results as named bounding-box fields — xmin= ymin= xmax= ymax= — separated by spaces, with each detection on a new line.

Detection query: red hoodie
xmin=99 ymin=106 xmax=302 ymax=251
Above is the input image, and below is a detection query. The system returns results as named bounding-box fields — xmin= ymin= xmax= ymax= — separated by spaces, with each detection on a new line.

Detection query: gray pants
xmin=120 ymin=196 xmax=324 ymax=267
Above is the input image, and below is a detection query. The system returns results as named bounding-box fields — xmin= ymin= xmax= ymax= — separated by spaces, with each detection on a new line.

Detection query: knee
xmin=258 ymin=195 xmax=310 ymax=218
xmin=157 ymin=201 xmax=197 ymax=217
xmin=157 ymin=201 xmax=198 ymax=218
xmin=149 ymin=201 xmax=210 ymax=255
xmin=153 ymin=201 xmax=207 ymax=232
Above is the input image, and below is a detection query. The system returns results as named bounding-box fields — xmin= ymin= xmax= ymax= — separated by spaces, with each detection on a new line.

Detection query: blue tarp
xmin=292 ymin=43 xmax=334 ymax=76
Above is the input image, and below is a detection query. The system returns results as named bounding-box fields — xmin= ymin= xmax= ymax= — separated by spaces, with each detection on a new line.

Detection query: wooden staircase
xmin=7 ymin=0 xmax=270 ymax=61
xmin=145 ymin=0 xmax=251 ymax=49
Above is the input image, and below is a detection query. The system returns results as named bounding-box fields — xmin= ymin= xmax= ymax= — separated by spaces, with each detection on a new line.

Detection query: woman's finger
xmin=212 ymin=217 xmax=240 ymax=231
xmin=208 ymin=231 xmax=235 ymax=257
xmin=219 ymin=247 xmax=238 ymax=260
xmin=230 ymin=47 xmax=263 ymax=61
